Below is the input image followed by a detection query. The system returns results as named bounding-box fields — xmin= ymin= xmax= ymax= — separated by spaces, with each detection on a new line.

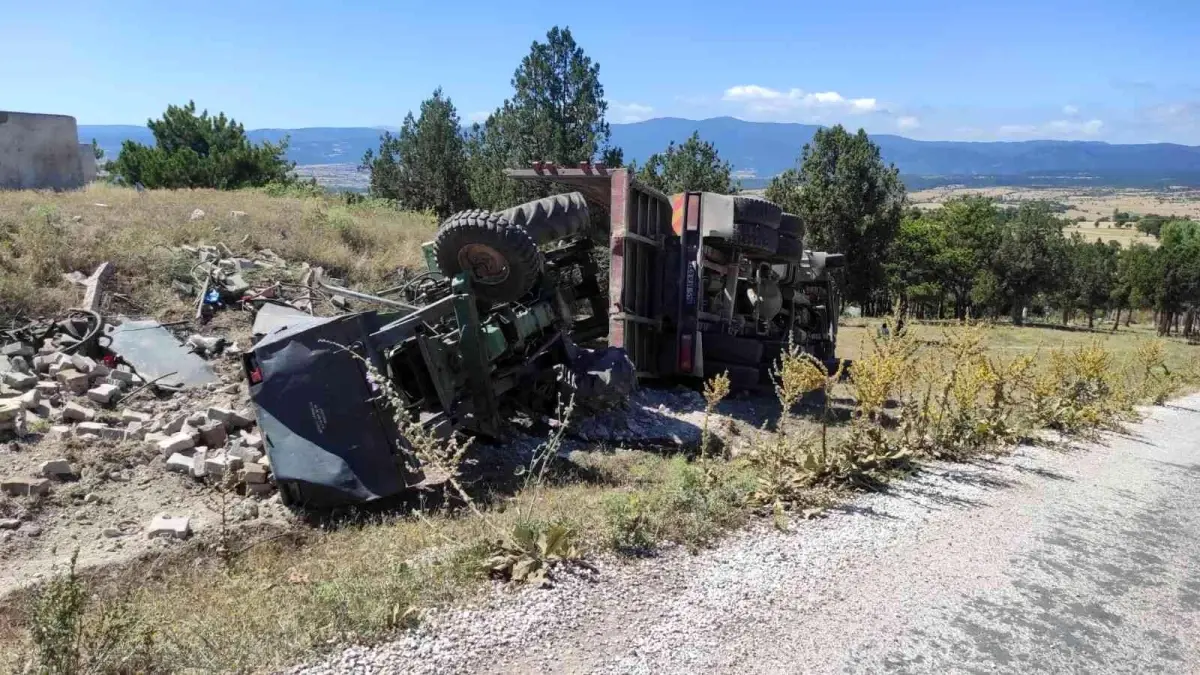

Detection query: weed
xmin=603 ymin=492 xmax=656 ymax=551
xmin=26 ymin=550 xmax=153 ymax=674
xmin=484 ymin=522 xmax=580 ymax=586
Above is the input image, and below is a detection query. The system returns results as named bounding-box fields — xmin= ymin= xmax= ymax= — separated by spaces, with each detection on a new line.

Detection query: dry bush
xmin=0 ymin=184 xmax=438 ymax=318
xmin=894 ymin=322 xmax=1033 ymax=459
xmin=15 ymin=550 xmax=155 ymax=675
xmin=1022 ymin=341 xmax=1132 ymax=435
xmin=743 ymin=340 xmax=902 ymax=514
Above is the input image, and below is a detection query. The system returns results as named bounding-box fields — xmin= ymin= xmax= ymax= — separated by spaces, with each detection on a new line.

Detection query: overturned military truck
xmin=246 ymin=165 xmax=846 ymax=507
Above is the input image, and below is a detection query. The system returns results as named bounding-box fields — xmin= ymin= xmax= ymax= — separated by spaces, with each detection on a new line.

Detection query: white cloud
xmin=896 ymin=116 xmax=921 ymax=130
xmin=1046 ymin=118 xmax=1104 ymax=135
xmin=610 ymin=101 xmax=654 ymax=123
xmin=997 ymin=124 xmax=1038 ymax=136
xmin=722 ymin=85 xmax=879 ymax=116
xmin=466 ymin=111 xmax=490 ymax=123
xmin=1062 ymin=104 xmax=1079 ymax=116
xmin=996 ymin=119 xmax=1103 ymax=138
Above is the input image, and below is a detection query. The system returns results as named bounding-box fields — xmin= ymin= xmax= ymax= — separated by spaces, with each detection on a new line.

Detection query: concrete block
xmin=56 ymin=369 xmax=89 ymax=394
xmin=40 ymin=459 xmax=76 ymax=478
xmin=2 ymin=371 xmax=36 ymax=390
xmin=198 ymin=420 xmax=227 ymax=448
xmin=34 ymin=381 xmax=58 ymax=395
xmin=165 ymin=453 xmax=193 ymax=474
xmin=229 ymin=408 xmax=255 ymax=428
xmin=1 ymin=343 xmax=33 ymax=358
xmin=109 ymin=369 xmax=136 ymax=384
xmin=69 ymin=354 xmax=96 ymax=374
xmin=125 ymin=422 xmax=145 ymax=441
xmin=240 ymin=430 xmax=263 ymax=449
xmin=121 ymin=409 xmax=151 ymax=424
xmin=229 ymin=445 xmax=263 ymax=464
xmin=143 ymin=432 xmax=169 ymax=447
xmin=18 ymin=389 xmax=39 ymax=410
xmin=157 ymin=432 xmax=195 ymax=456
xmin=75 ymin=422 xmax=123 ymax=440
xmin=242 ymin=462 xmax=268 ymax=484
xmin=86 ymin=383 xmax=119 ymax=404
xmin=206 ymin=406 xmax=235 ymax=425
xmin=147 ymin=514 xmax=191 ymax=539
xmin=62 ymin=401 xmax=96 ymax=422
xmin=204 ymin=452 xmax=242 ymax=479
xmin=164 ymin=413 xmax=188 ymax=434
xmin=0 ymin=399 xmax=20 ymax=422
xmin=1 ymin=477 xmax=51 ymax=497
xmin=246 ymin=481 xmax=275 ymax=496
xmin=190 ymin=448 xmax=209 ymax=478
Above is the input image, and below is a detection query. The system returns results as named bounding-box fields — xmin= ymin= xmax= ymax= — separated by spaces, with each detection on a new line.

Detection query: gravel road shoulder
xmin=293 ymin=395 xmax=1200 ymax=675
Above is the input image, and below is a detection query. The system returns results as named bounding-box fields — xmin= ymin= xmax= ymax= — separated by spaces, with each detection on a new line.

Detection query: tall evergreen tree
xmin=108 ymin=101 xmax=293 ymax=189
xmin=634 ymin=132 xmax=738 ymax=194
xmin=361 ymin=88 xmax=472 ymax=217
xmin=465 ymin=26 xmax=623 ymax=209
xmin=766 ymin=125 xmax=906 ymax=309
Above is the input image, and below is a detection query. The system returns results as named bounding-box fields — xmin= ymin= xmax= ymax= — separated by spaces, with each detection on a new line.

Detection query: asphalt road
xmin=299 ymin=395 xmax=1200 ymax=675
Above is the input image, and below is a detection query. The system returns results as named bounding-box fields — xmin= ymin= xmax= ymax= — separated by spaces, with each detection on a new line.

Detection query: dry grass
xmin=1062 ymin=223 xmax=1157 ymax=247
xmin=0 ymin=184 xmax=438 ymax=319
xmin=838 ymin=320 xmax=1196 ymax=375
xmin=0 ymin=451 xmax=749 ymax=673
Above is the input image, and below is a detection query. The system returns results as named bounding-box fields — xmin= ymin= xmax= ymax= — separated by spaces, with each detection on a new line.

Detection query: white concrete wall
xmin=78 ymin=143 xmax=97 ymax=183
xmin=0 ymin=111 xmax=85 ymax=190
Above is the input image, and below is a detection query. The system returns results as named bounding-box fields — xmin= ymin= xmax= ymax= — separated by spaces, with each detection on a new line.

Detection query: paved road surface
xmin=298 ymin=396 xmax=1200 ymax=674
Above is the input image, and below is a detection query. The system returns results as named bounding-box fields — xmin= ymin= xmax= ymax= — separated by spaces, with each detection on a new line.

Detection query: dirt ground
xmin=0 ymin=311 xmax=292 ymax=597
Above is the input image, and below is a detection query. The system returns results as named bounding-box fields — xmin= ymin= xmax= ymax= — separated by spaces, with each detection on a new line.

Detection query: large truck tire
xmin=499 ymin=192 xmax=591 ymax=245
xmin=775 ymin=233 xmax=804 ymax=262
xmin=778 ymin=212 xmax=804 ymax=239
xmin=701 ymin=333 xmax=765 ymax=366
xmin=433 ymin=209 xmax=542 ymax=304
xmin=706 ymin=222 xmax=779 ymax=255
xmin=732 ymin=196 xmax=783 ymax=229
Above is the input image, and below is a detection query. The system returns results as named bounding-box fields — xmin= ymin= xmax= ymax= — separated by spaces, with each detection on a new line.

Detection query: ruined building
xmin=0 ymin=111 xmax=94 ymax=190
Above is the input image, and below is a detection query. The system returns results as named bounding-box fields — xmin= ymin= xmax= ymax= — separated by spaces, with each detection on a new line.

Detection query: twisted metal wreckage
xmin=245 ymin=166 xmax=848 ymax=507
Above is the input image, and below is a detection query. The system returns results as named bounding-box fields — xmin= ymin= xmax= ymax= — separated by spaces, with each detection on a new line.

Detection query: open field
xmin=1 ymin=186 xmax=1198 ymax=673
xmin=911 ymin=185 xmax=1200 ymax=248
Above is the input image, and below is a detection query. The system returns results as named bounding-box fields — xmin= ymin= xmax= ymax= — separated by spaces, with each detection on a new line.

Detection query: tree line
xmin=880 ymin=197 xmax=1200 ymax=336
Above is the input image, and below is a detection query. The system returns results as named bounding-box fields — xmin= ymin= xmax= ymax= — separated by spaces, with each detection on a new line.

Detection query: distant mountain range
xmin=81 ymin=117 xmax=1200 ymax=189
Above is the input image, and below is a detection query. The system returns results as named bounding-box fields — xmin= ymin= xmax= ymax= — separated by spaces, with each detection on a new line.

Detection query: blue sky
xmin=5 ymin=0 xmax=1199 ymax=143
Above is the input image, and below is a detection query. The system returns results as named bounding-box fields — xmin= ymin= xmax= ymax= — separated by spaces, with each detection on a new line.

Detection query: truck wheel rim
xmin=457 ymin=244 xmax=510 ymax=285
